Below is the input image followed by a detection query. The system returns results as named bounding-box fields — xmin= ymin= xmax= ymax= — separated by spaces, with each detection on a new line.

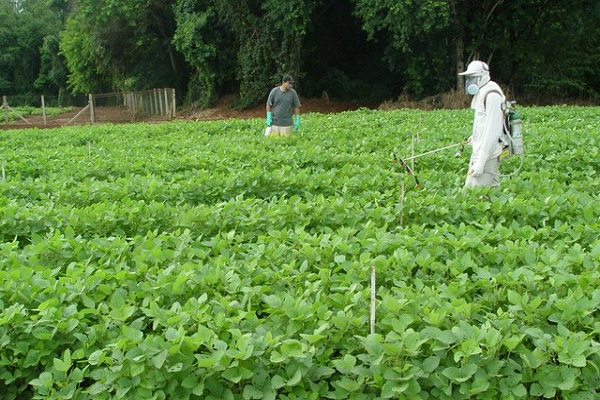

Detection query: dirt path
xmin=0 ymin=96 xmax=376 ymax=130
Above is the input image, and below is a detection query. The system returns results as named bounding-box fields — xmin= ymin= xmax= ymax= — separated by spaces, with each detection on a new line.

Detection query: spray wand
xmin=402 ymin=141 xmax=467 ymax=161
xmin=391 ymin=140 xmax=468 ymax=188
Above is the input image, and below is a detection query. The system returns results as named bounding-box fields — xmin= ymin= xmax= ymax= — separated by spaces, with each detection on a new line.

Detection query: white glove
xmin=469 ymin=163 xmax=484 ymax=178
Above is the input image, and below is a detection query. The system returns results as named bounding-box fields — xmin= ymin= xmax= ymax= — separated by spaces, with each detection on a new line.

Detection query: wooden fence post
xmin=41 ymin=95 xmax=47 ymax=126
xmin=156 ymin=89 xmax=159 ymax=115
xmin=89 ymin=94 xmax=95 ymax=123
xmin=2 ymin=96 xmax=8 ymax=124
xmin=159 ymin=89 xmax=167 ymax=117
xmin=171 ymin=88 xmax=176 ymax=119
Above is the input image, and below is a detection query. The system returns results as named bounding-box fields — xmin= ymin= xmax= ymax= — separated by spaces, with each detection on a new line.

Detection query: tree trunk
xmin=455 ymin=36 xmax=465 ymax=90
xmin=448 ymin=0 xmax=465 ymax=90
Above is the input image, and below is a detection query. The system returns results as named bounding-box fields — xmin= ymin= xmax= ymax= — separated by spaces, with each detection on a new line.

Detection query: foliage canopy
xmin=1 ymin=0 xmax=599 ymax=106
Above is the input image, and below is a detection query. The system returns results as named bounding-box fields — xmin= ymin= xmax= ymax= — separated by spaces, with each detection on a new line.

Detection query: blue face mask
xmin=465 ymin=76 xmax=479 ymax=95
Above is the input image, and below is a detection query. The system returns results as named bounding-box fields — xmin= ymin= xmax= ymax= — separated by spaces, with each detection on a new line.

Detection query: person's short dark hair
xmin=282 ymin=75 xmax=295 ymax=83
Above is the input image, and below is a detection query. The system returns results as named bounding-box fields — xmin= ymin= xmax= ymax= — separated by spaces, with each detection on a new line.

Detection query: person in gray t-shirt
xmin=266 ymin=75 xmax=301 ymax=137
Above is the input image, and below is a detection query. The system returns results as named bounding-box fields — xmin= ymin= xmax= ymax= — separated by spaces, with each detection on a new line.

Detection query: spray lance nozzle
xmin=391 ymin=152 xmax=422 ymax=188
xmin=454 ymin=144 xmax=465 ymax=158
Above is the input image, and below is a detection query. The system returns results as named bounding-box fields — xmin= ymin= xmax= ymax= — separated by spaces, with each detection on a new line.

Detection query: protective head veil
xmin=458 ymin=61 xmax=491 ymax=95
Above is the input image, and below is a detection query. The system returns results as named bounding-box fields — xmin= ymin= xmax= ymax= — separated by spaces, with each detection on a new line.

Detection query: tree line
xmin=1 ymin=0 xmax=599 ymax=108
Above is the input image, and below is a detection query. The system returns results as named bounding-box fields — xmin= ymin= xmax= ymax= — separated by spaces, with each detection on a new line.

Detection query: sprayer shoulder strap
xmin=484 ymin=90 xmax=503 ymax=110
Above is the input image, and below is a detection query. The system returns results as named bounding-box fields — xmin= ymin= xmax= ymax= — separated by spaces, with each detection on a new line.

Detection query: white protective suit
xmin=460 ymin=62 xmax=505 ymax=187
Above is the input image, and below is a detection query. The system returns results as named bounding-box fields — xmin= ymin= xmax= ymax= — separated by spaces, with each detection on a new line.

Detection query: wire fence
xmin=4 ymin=93 xmax=88 ymax=108
xmin=1 ymin=88 xmax=176 ymax=129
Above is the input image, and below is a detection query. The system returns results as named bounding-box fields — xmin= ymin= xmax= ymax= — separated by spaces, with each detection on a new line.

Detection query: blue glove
xmin=266 ymin=111 xmax=272 ymax=126
xmin=294 ymin=114 xmax=301 ymax=130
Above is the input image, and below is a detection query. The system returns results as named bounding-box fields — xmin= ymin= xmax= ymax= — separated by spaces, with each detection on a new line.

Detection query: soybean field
xmin=0 ymin=106 xmax=599 ymax=399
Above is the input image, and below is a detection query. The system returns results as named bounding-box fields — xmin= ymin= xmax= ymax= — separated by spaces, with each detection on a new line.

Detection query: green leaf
xmin=502 ymin=334 xmax=524 ymax=351
xmin=271 ymin=374 xmax=286 ymax=389
xmin=442 ymin=363 xmax=478 ymax=383
xmin=422 ymin=356 xmax=440 ymax=373
xmin=313 ymin=366 xmax=335 ymax=379
xmin=129 ymin=362 xmax=145 ymax=377
xmin=63 ymin=304 xmax=78 ymax=317
xmin=507 ymin=290 xmax=522 ymax=305
xmin=531 ymin=382 xmax=555 ymax=398
xmin=53 ymin=350 xmax=72 ymax=372
xmin=286 ymin=368 xmax=302 ymax=387
xmin=381 ymin=380 xmax=409 ymax=398
xmin=269 ymin=351 xmax=285 ymax=363
xmin=334 ymin=376 xmax=361 ymax=392
xmin=32 ymin=327 xmax=54 ymax=340
xmin=167 ymin=362 xmax=184 ymax=372
xmin=559 ymin=352 xmax=587 ymax=368
xmin=582 ymin=202 xmax=595 ymax=224
xmin=152 ymin=350 xmax=168 ymax=369
xmin=436 ymin=329 xmax=458 ymax=345
xmin=165 ymin=327 xmax=181 ymax=342
xmin=332 ymin=354 xmax=357 ymax=373
xmin=520 ymin=348 xmax=547 ymax=369
xmin=123 ymin=326 xmax=144 ymax=343
xmin=222 ymin=367 xmax=243 ymax=383
xmin=110 ymin=290 xmax=126 ymax=309
xmin=196 ymin=356 xmax=215 ymax=368
xmin=280 ymin=340 xmax=305 ymax=358
xmin=88 ymin=350 xmax=105 ymax=366
xmin=242 ymin=385 xmax=263 ymax=400
xmin=556 ymin=366 xmax=577 ymax=391
xmin=29 ymin=371 xmax=53 ymax=390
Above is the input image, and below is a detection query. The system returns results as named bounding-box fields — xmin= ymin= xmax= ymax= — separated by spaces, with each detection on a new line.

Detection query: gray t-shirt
xmin=267 ymin=87 xmax=301 ymax=126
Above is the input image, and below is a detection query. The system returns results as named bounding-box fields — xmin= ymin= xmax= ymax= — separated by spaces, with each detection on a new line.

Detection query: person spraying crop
xmin=393 ymin=60 xmax=524 ymax=189
xmin=459 ymin=60 xmax=507 ymax=188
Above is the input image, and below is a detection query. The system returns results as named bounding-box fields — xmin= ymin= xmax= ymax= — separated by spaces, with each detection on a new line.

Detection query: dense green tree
xmin=234 ymin=0 xmax=312 ymax=108
xmin=33 ymin=0 xmax=72 ymax=101
xmin=488 ymin=0 xmax=600 ymax=102
xmin=0 ymin=0 xmax=62 ymax=96
xmin=34 ymin=35 xmax=69 ymax=100
xmin=0 ymin=0 xmax=17 ymax=93
xmin=2 ymin=0 xmax=598 ymax=105
xmin=173 ymin=0 xmax=315 ymax=108
xmin=353 ymin=0 xmax=600 ymax=101
xmin=171 ymin=0 xmax=237 ymax=107
xmin=352 ymin=0 xmax=455 ymax=97
xmin=60 ymin=0 xmax=185 ymax=94
xmin=301 ymin=0 xmax=395 ymax=102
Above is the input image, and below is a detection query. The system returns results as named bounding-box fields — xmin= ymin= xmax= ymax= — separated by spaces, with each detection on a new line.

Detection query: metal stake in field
xmin=399 ymin=180 xmax=405 ymax=225
xmin=370 ymin=266 xmax=376 ymax=334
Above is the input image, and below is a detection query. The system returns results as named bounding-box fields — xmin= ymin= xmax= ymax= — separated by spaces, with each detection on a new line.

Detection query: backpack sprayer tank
xmin=509 ymin=109 xmax=524 ymax=155
xmin=500 ymin=101 xmax=524 ymax=160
